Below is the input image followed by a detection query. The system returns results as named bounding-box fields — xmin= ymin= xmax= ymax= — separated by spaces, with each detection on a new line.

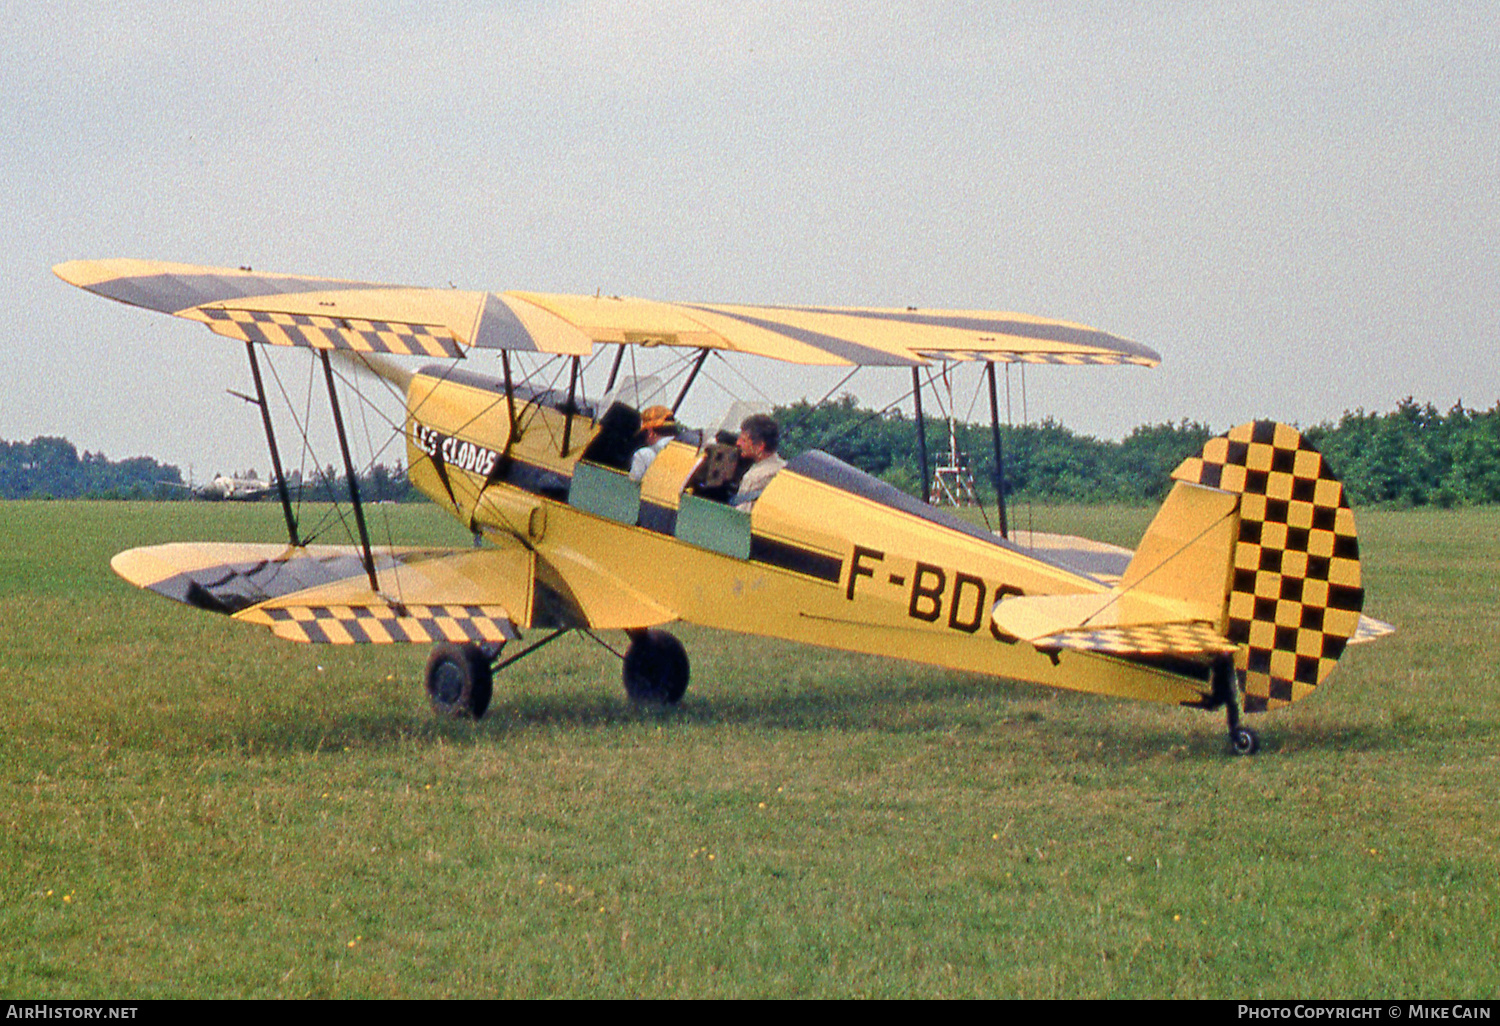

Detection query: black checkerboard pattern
xmin=911 ymin=350 xmax=1154 ymax=366
xmin=261 ymin=604 xmax=516 ymax=645
xmin=200 ymin=307 xmax=463 ymax=358
xmin=1041 ymin=620 xmax=1239 ymax=657
xmin=1171 ymin=421 xmax=1363 ymax=712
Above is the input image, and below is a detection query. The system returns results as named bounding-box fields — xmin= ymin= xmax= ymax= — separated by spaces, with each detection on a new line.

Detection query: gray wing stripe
xmin=86 ymin=271 xmax=391 ymax=315
xmin=681 ymin=305 xmax=918 ymax=367
xmin=471 ymin=293 xmax=540 ymax=351
xmin=746 ymin=305 xmax=1159 ymax=363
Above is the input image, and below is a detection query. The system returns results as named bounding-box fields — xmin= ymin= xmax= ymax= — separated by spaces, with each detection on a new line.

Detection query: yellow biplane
xmin=55 ymin=259 xmax=1392 ymax=754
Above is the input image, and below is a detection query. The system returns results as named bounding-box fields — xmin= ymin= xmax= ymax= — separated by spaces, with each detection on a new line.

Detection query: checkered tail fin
xmin=1170 ymin=421 xmax=1365 ymax=712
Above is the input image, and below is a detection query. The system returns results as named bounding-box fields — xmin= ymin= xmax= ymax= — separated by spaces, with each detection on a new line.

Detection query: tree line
xmin=0 ymin=437 xmax=185 ymax=500
xmin=774 ymin=395 xmax=1500 ymax=508
xmin=0 ymin=436 xmax=414 ymax=502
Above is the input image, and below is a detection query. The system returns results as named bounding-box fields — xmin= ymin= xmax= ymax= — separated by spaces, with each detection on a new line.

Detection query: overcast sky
xmin=5 ymin=1 xmax=1496 ymax=479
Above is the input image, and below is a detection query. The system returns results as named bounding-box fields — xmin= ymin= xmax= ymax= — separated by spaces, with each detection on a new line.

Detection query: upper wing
xmin=53 ymin=259 xmax=581 ymax=360
xmin=55 ymin=259 xmax=1159 ymax=368
xmin=111 ymin=541 xmax=533 ymax=644
xmin=512 ymin=294 xmax=1161 ymax=367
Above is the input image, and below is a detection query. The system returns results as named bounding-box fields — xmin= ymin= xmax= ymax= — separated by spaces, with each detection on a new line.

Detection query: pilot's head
xmin=736 ymin=414 xmax=779 ymax=462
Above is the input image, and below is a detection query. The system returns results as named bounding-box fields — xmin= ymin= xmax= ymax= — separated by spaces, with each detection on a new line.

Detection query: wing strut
xmin=243 ymin=342 xmax=302 ymax=547
xmin=500 ymin=351 xmax=518 ymax=445
xmin=986 ymin=361 xmax=1010 ymax=539
xmin=672 ymin=348 xmax=711 ymax=415
xmin=560 ymin=355 xmax=581 ymax=457
xmin=912 ymin=367 xmax=931 ymax=504
xmin=319 ymin=350 xmax=379 ymax=593
xmin=604 ymin=343 xmax=626 ymax=395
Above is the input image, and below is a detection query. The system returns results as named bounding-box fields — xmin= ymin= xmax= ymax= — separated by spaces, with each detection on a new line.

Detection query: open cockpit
xmin=403 ymin=362 xmax=1025 ymax=575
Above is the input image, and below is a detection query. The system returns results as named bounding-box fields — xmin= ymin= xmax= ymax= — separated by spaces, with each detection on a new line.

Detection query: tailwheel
xmin=1230 ymin=725 xmax=1260 ymax=756
xmin=622 ymin=629 xmax=690 ymax=706
xmin=1210 ymin=655 xmax=1260 ymax=757
xmin=424 ymin=641 xmax=494 ymax=719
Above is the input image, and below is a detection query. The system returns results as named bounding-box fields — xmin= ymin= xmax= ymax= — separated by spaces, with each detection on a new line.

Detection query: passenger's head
xmin=737 ymin=413 xmax=779 ymax=461
xmin=640 ymin=405 xmax=678 ymax=439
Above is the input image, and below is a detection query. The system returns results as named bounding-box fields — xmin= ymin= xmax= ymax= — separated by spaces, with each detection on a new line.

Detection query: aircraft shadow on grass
xmin=217 ymin=670 xmax=1406 ymax=763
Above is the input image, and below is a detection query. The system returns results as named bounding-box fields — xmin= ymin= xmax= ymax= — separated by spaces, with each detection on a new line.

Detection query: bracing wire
xmin=950 ymin=364 xmax=992 ymax=533
xmin=927 ymin=364 xmax=952 ymax=423
xmin=1021 ymin=362 xmax=1034 ymax=546
xmin=262 ymin=350 xmax=339 ymax=544
xmin=921 ymin=363 xmax=992 ymax=531
xmin=261 ymin=348 xmax=410 ymax=551
xmin=252 ymin=343 xmax=593 ymax=567
xmin=964 ymin=364 xmax=986 ymax=424
xmin=574 ymin=346 xmax=607 ymax=420
xmin=802 ymin=376 xmax=925 ymax=454
xmin=692 ymin=364 xmax=738 ymax=418
xmin=780 ymin=364 xmax=863 ymax=437
xmin=962 ymin=364 xmax=996 ymax=529
xmin=710 ymin=351 xmax=782 ymax=407
xmin=345 ymin=360 xmax=406 ymax=599
xmin=608 ymin=346 xmax=704 ymax=410
xmin=297 ymin=354 xmax=317 ymax=530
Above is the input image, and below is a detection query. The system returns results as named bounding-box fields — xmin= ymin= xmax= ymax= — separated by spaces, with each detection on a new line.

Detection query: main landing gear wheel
xmin=622 ymin=629 xmax=690 ymax=706
xmin=1230 ymin=725 xmax=1260 ymax=756
xmin=425 ymin=642 xmax=494 ymax=719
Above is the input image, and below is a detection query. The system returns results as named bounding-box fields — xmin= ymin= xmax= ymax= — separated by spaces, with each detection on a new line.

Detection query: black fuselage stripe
xmin=639 ymin=501 xmax=677 ymax=536
xmin=490 ymin=456 xmax=572 ymax=498
xmin=749 ymin=535 xmax=842 ymax=583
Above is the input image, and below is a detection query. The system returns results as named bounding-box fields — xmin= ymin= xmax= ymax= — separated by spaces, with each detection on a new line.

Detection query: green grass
xmin=0 ymin=501 xmax=1496 ymax=997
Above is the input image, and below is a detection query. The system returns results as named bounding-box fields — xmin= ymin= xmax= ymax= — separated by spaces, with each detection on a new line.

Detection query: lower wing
xmin=111 ymin=541 xmax=535 ymax=644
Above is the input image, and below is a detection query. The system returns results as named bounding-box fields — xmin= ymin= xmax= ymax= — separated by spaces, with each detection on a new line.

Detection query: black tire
xmin=424 ymin=642 xmax=494 ymax=719
xmin=1230 ymin=725 xmax=1260 ymax=756
xmin=622 ymin=630 xmax=690 ymax=705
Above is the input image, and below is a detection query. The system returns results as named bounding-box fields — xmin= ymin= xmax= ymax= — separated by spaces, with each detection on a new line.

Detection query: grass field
xmin=1 ymin=500 xmax=1496 ymax=998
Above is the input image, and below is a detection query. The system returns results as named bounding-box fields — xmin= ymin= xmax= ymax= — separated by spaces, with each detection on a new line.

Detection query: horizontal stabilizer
xmin=1035 ymin=622 xmax=1238 ymax=657
xmin=1350 ymin=614 xmax=1395 ymax=645
xmin=111 ymin=542 xmax=533 ymax=645
xmin=992 ymin=589 xmax=1234 ymax=658
xmin=992 ymin=590 xmax=1191 ymax=642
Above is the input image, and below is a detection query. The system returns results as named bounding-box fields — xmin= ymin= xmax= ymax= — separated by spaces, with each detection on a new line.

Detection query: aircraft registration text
xmin=412 ymin=423 xmax=500 ymax=478
xmin=845 ymin=545 xmax=1023 ymax=640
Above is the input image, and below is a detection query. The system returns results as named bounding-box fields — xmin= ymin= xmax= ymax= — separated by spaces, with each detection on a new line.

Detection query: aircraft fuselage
xmin=402 ymin=365 xmax=1212 ymax=707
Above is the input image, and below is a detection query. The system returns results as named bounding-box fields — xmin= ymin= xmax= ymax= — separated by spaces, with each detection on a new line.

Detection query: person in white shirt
xmin=732 ymin=414 xmax=786 ymax=511
xmin=629 ymin=406 xmax=679 ymax=482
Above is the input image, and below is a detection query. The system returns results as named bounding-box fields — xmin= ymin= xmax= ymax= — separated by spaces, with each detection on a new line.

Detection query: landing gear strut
xmin=1211 ymin=656 xmax=1259 ymax=756
xmin=622 ymin=629 xmax=690 ymax=705
xmin=421 ymin=629 xmax=691 ymax=715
